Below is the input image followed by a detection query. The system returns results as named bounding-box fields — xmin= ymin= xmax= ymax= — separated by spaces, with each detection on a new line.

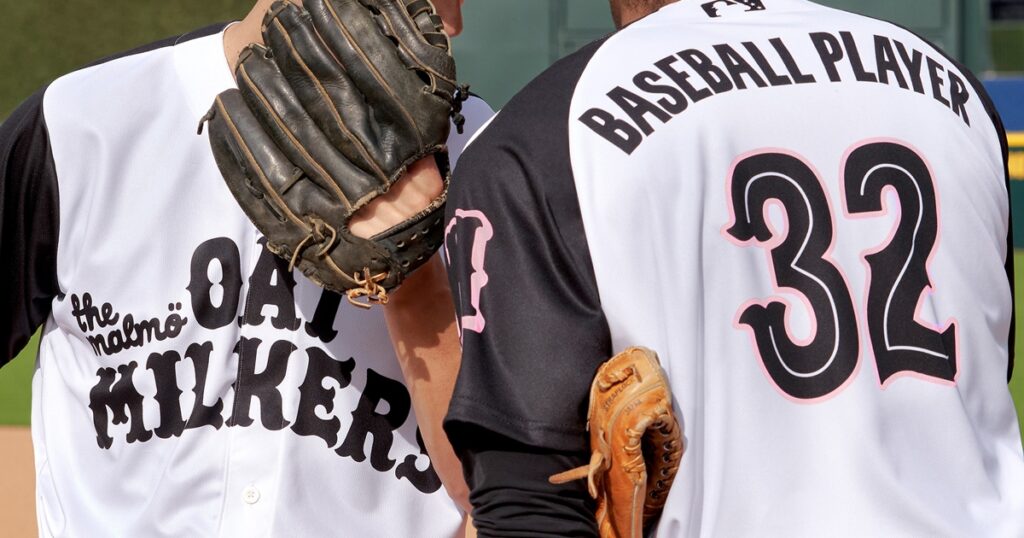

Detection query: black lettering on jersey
xmin=810 ymin=32 xmax=844 ymax=82
xmin=893 ymin=40 xmax=926 ymax=94
xmin=76 ymin=295 xmax=189 ymax=357
xmin=713 ymin=44 xmax=768 ymax=89
xmin=184 ymin=341 xmax=225 ymax=431
xmin=305 ymin=290 xmax=342 ymax=343
xmin=926 ymin=56 xmax=951 ymax=108
xmin=187 ymin=237 xmax=243 ymax=331
xmin=770 ymin=38 xmax=816 ymax=84
xmin=89 ymin=338 xmax=439 ymax=493
xmin=726 ymin=152 xmax=860 ymax=400
xmin=655 ymin=55 xmax=713 ymax=104
xmin=581 ymin=38 xmax=821 ymax=154
xmin=395 ymin=428 xmax=443 ymax=494
xmin=243 ymin=238 xmax=301 ymax=331
xmin=71 ymin=292 xmax=118 ymax=332
xmin=88 ymin=361 xmax=152 ymax=448
xmin=579 ymin=108 xmax=644 ymax=155
xmin=336 ymin=369 xmax=412 ymax=472
xmin=741 ymin=42 xmax=792 ymax=87
xmin=948 ymin=71 xmax=970 ymax=126
xmin=809 ymin=33 xmax=970 ymax=126
xmin=840 ymin=31 xmax=878 ymax=83
xmin=84 ymin=311 xmax=184 ymax=356
xmin=607 ymin=86 xmax=673 ymax=136
xmin=633 ymin=71 xmax=688 ymax=115
xmin=580 ymin=33 xmax=972 ymax=156
xmin=702 ymin=0 xmax=766 ymax=18
xmin=680 ymin=49 xmax=734 ymax=94
xmin=843 ymin=142 xmax=957 ymax=385
xmin=227 ymin=337 xmax=294 ymax=430
xmin=293 ymin=348 xmax=355 ymax=447
xmin=873 ymin=36 xmax=909 ymax=90
xmin=147 ymin=349 xmax=188 ymax=439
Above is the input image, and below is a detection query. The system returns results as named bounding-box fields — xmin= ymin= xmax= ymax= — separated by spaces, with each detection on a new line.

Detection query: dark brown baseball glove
xmin=202 ymin=0 xmax=467 ymax=307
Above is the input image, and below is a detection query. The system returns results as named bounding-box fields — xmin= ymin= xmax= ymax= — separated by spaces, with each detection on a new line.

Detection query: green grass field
xmin=0 ymin=0 xmax=252 ymax=118
xmin=5 ymin=255 xmax=1024 ymax=434
xmin=1 ymin=333 xmax=36 ymax=426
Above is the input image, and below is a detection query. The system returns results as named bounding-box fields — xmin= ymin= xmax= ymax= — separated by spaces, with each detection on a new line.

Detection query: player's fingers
xmin=234 ymin=44 xmax=380 ymax=206
xmin=261 ymin=1 xmax=389 ymax=176
xmin=304 ymin=0 xmax=426 ymax=141
xmin=364 ymin=0 xmax=458 ymax=144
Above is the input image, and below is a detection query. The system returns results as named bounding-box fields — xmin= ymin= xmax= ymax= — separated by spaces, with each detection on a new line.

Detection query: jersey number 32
xmin=725 ymin=141 xmax=957 ymax=401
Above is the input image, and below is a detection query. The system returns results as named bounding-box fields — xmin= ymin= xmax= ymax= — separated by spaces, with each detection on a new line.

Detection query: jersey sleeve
xmin=0 ymin=89 xmax=61 ymax=365
xmin=443 ymin=40 xmax=611 ymax=454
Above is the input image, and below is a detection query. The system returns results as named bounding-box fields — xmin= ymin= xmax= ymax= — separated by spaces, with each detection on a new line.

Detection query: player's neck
xmin=612 ymin=0 xmax=679 ymax=28
xmin=223 ymin=0 xmax=278 ymax=69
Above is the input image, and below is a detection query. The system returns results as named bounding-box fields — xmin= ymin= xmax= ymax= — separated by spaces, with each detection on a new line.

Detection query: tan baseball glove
xmin=549 ymin=347 xmax=683 ymax=538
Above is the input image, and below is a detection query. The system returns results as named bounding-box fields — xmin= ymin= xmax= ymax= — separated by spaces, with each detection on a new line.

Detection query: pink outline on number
xmin=721 ymin=148 xmax=862 ymax=405
xmin=838 ymin=138 xmax=960 ymax=390
xmin=444 ymin=209 xmax=494 ymax=337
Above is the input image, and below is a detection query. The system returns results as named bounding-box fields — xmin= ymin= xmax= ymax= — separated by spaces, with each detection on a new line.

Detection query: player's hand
xmin=349 ymin=157 xmax=444 ymax=239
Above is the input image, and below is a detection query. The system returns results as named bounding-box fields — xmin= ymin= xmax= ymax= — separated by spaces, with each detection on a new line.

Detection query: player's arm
xmin=346 ymin=158 xmax=474 ymax=512
xmin=442 ymin=133 xmax=602 ymax=536
xmin=0 ymin=89 xmax=61 ymax=365
xmin=380 ymin=252 xmax=470 ymax=512
xmin=441 ymin=47 xmax=613 ymax=534
xmin=218 ymin=0 xmax=476 ymax=513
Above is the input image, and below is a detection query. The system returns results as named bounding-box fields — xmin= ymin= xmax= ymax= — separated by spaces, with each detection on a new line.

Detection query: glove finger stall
xmin=207 ymin=92 xmax=377 ymax=294
xmin=262 ymin=1 xmax=389 ymax=178
xmin=235 ymin=45 xmax=381 ymax=208
xmin=305 ymin=0 xmax=435 ymax=158
xmin=206 ymin=90 xmax=319 ymax=251
xmin=368 ymin=0 xmax=459 ymax=102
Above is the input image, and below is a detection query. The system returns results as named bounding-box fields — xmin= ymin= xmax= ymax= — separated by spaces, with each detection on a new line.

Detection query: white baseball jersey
xmin=0 ymin=25 xmax=493 ymax=537
xmin=443 ymin=1 xmax=1023 ymax=536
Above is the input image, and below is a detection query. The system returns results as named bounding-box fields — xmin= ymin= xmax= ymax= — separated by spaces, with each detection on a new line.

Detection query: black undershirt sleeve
xmin=443 ymin=39 xmax=610 ymax=535
xmin=456 ymin=427 xmax=597 ymax=537
xmin=0 ymin=89 xmax=60 ymax=366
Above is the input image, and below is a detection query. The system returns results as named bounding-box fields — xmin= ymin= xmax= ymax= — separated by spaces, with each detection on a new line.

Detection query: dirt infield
xmin=0 ymin=426 xmax=36 ymax=537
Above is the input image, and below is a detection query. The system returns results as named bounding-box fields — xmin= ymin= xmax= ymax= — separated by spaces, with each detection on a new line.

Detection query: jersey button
xmin=242 ymin=486 xmax=261 ymax=505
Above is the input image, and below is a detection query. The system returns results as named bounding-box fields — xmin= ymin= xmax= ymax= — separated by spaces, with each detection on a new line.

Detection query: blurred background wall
xmin=454 ymin=0 xmax=1024 ymax=107
xmin=1 ymin=0 xmax=1023 ymax=533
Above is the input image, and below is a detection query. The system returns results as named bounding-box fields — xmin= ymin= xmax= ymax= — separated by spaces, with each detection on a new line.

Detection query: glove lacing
xmin=346 ymin=268 xmax=389 ymax=309
xmin=288 ymin=217 xmax=338 ymax=273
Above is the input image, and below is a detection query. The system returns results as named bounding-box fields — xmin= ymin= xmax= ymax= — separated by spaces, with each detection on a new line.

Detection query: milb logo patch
xmin=702 ymin=0 xmax=766 ymax=18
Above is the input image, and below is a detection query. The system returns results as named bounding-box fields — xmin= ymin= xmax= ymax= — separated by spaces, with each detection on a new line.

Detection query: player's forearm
xmin=383 ymin=254 xmax=470 ymax=511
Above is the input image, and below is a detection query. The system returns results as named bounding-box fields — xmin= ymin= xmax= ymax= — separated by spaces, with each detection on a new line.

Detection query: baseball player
xmin=442 ymin=0 xmax=1024 ymax=535
xmin=0 ymin=0 xmax=491 ymax=536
